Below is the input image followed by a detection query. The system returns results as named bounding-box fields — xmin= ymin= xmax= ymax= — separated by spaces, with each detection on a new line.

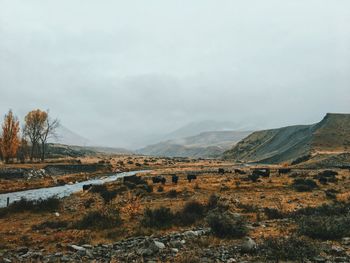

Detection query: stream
xmin=0 ymin=170 xmax=149 ymax=208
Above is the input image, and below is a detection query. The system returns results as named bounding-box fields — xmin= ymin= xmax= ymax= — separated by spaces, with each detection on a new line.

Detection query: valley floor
xmin=0 ymin=156 xmax=350 ymax=262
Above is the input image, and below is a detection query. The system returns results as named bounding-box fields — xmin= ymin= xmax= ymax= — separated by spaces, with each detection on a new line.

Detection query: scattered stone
xmin=69 ymin=245 xmax=86 ymax=252
xmin=313 ymin=256 xmax=326 ymax=262
xmin=341 ymin=237 xmax=350 ymax=245
xmin=171 ymin=248 xmax=179 ymax=253
xmin=240 ymin=237 xmax=257 ymax=252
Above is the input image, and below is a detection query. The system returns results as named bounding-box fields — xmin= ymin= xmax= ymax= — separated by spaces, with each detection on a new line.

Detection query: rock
xmin=154 ymin=241 xmax=165 ymax=250
xmin=342 ymin=237 xmax=350 ymax=245
xmin=240 ymin=237 xmax=257 ymax=252
xmin=313 ymin=256 xmax=326 ymax=262
xmin=17 ymin=247 xmax=29 ymax=255
xmin=171 ymin=248 xmax=179 ymax=253
xmin=169 ymin=240 xmax=183 ymax=249
xmin=183 ymin=230 xmax=198 ymax=238
xmin=60 ymin=255 xmax=70 ymax=262
xmin=331 ymin=245 xmax=345 ymax=254
xmin=140 ymin=239 xmax=163 ymax=256
xmin=82 ymin=244 xmax=93 ymax=249
xmin=227 ymin=259 xmax=237 ymax=263
xmin=3 ymin=258 xmax=12 ymax=263
xmin=69 ymin=245 xmax=86 ymax=252
xmin=55 ymin=212 xmax=60 ymax=217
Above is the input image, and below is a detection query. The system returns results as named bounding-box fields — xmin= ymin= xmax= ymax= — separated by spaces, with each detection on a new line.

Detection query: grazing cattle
xmin=252 ymin=169 xmax=270 ymax=178
xmin=234 ymin=169 xmax=246 ymax=175
xmin=218 ymin=168 xmax=225 ymax=174
xmin=317 ymin=170 xmax=338 ymax=184
xmin=187 ymin=174 xmax=197 ymax=183
xmin=82 ymin=184 xmax=93 ymax=191
xmin=318 ymin=170 xmax=338 ymax=177
xmin=171 ymin=174 xmax=179 ymax=184
xmin=152 ymin=176 xmax=166 ymax=185
xmin=278 ymin=168 xmax=291 ymax=175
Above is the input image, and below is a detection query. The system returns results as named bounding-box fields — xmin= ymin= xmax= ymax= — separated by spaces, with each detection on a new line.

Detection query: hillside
xmin=47 ymin=144 xmax=133 ymax=158
xmin=138 ymin=131 xmax=252 ymax=158
xmin=49 ymin=125 xmax=91 ymax=146
xmin=223 ymin=113 xmax=350 ymax=165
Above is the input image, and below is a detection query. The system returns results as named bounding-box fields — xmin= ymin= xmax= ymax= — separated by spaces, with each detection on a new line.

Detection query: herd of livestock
xmin=82 ymin=167 xmax=340 ymax=191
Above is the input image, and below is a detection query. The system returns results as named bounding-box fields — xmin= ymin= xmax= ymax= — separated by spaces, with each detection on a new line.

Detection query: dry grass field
xmin=1 ymin=156 xmax=350 ymax=262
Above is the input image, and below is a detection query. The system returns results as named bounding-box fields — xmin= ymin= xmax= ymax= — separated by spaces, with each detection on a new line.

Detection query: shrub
xmin=261 ymin=236 xmax=319 ymax=261
xmin=84 ymin=198 xmax=95 ymax=209
xmin=207 ymin=211 xmax=248 ymax=238
xmin=292 ymin=178 xmax=317 ymax=192
xmin=33 ymin=220 xmax=68 ymax=230
xmin=207 ymin=194 xmax=219 ymax=210
xmin=141 ymin=207 xmax=174 ymax=229
xmin=325 ymin=189 xmax=338 ymax=199
xmin=264 ymin=208 xmax=286 ymax=219
xmin=176 ymin=201 xmax=206 ymax=226
xmin=90 ymin=185 xmax=118 ymax=203
xmin=0 ymin=197 xmax=60 ymax=216
xmin=291 ymin=202 xmax=350 ymax=218
xmin=291 ymin=154 xmax=311 ymax=165
xmin=74 ymin=208 xmax=122 ymax=229
xmin=167 ymin=189 xmax=177 ymax=198
xmin=157 ymin=186 xmax=164 ymax=192
xmin=236 ymin=203 xmax=259 ymax=213
xmin=298 ymin=215 xmax=350 ymax=240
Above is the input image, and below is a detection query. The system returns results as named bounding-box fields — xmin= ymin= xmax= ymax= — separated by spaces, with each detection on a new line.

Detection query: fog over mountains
xmin=1 ymin=1 xmax=349 ymax=148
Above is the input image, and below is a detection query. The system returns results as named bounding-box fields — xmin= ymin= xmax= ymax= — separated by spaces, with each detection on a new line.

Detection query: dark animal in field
xmin=187 ymin=174 xmax=197 ymax=182
xmin=252 ymin=169 xmax=270 ymax=178
xmin=152 ymin=176 xmax=166 ymax=185
xmin=171 ymin=174 xmax=179 ymax=184
xmin=248 ymin=173 xmax=260 ymax=182
xmin=218 ymin=168 xmax=225 ymax=174
xmin=316 ymin=170 xmax=338 ymax=184
xmin=278 ymin=168 xmax=291 ymax=175
xmin=318 ymin=170 xmax=338 ymax=177
xmin=82 ymin=184 xmax=93 ymax=191
xmin=234 ymin=169 xmax=246 ymax=175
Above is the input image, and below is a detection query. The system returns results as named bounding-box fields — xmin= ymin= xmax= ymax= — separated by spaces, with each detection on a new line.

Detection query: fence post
xmin=7 ymin=197 xmax=9 ymax=207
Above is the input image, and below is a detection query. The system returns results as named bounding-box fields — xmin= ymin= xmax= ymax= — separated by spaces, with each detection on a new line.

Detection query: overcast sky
xmin=0 ymin=1 xmax=349 ymax=148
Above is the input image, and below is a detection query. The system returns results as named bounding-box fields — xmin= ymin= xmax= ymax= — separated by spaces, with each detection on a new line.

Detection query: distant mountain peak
xmin=49 ymin=125 xmax=92 ymax=147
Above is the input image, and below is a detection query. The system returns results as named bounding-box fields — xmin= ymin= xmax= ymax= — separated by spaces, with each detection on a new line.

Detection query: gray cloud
xmin=0 ymin=0 xmax=349 ymax=148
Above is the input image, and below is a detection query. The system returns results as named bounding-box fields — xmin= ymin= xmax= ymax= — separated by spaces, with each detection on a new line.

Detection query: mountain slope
xmin=49 ymin=125 xmax=91 ymax=146
xmin=138 ymin=130 xmax=252 ymax=158
xmin=165 ymin=121 xmax=242 ymax=140
xmin=223 ymin=113 xmax=350 ymax=164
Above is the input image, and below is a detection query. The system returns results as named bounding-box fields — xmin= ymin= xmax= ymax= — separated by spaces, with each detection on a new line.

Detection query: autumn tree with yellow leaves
xmin=24 ymin=109 xmax=59 ymax=161
xmin=0 ymin=110 xmax=20 ymax=163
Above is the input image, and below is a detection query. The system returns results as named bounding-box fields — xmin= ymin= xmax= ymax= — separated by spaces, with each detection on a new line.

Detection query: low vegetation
xmin=0 ymin=197 xmax=60 ymax=217
xmin=73 ymin=208 xmax=122 ymax=230
xmin=261 ymin=236 xmax=319 ymax=261
xmin=292 ymin=178 xmax=318 ymax=192
xmin=207 ymin=211 xmax=248 ymax=238
xmin=90 ymin=184 xmax=118 ymax=203
xmin=298 ymin=215 xmax=350 ymax=240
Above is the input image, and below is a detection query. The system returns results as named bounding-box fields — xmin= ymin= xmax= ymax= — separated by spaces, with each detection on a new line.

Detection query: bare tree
xmin=39 ymin=115 xmax=60 ymax=161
